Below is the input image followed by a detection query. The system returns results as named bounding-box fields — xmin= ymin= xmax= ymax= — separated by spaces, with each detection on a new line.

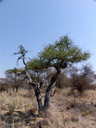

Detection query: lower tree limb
xmin=44 ymin=81 xmax=55 ymax=109
xmin=44 ymin=69 xmax=61 ymax=110
xmin=29 ymin=82 xmax=43 ymax=111
xmin=35 ymin=88 xmax=43 ymax=111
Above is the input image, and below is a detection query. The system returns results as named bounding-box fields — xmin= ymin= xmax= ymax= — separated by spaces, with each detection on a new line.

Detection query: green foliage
xmin=14 ymin=45 xmax=28 ymax=56
xmin=6 ymin=68 xmax=24 ymax=75
xmin=28 ymin=35 xmax=90 ymax=70
xmin=6 ymin=68 xmax=18 ymax=74
xmin=14 ymin=45 xmax=28 ymax=64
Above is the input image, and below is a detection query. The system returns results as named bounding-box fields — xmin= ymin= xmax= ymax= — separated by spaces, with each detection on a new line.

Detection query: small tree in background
xmin=70 ymin=64 xmax=94 ymax=95
xmin=13 ymin=35 xmax=90 ymax=113
xmin=5 ymin=68 xmax=24 ymax=92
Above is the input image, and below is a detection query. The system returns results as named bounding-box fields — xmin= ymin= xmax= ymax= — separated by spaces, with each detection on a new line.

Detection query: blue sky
xmin=0 ymin=0 xmax=96 ymax=77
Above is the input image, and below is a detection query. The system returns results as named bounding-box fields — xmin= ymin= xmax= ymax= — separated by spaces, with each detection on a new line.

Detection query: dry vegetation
xmin=0 ymin=87 xmax=96 ymax=128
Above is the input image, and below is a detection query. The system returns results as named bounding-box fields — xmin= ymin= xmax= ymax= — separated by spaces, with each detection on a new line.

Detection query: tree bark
xmin=35 ymin=87 xmax=43 ymax=110
xmin=44 ymin=69 xmax=61 ymax=109
xmin=29 ymin=82 xmax=43 ymax=111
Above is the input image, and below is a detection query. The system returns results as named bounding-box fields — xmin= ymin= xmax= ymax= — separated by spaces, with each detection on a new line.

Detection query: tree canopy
xmin=28 ymin=35 xmax=90 ymax=70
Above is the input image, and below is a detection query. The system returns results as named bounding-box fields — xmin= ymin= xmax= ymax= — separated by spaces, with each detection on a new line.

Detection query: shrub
xmin=55 ymin=73 xmax=71 ymax=89
xmin=70 ymin=65 xmax=94 ymax=95
xmin=0 ymin=83 xmax=9 ymax=92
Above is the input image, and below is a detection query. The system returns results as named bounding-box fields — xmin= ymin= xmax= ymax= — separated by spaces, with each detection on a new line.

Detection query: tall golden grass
xmin=0 ymin=87 xmax=96 ymax=128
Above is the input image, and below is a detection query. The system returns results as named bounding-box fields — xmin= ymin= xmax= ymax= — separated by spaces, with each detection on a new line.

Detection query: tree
xmin=70 ymin=64 xmax=94 ymax=95
xmin=5 ymin=68 xmax=24 ymax=92
xmin=14 ymin=35 xmax=90 ymax=113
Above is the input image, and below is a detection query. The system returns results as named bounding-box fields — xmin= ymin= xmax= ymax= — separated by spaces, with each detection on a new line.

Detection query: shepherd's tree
xmin=14 ymin=35 xmax=90 ymax=113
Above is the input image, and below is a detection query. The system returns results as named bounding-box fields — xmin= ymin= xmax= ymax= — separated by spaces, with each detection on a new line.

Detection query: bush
xmin=70 ymin=65 xmax=94 ymax=95
xmin=55 ymin=73 xmax=71 ymax=89
xmin=0 ymin=83 xmax=9 ymax=92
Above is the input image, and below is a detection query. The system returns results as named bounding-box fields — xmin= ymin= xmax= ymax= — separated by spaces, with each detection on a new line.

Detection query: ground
xmin=0 ymin=87 xmax=96 ymax=128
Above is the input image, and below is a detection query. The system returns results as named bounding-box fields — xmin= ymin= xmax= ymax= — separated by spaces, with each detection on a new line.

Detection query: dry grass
xmin=0 ymin=87 xmax=96 ymax=128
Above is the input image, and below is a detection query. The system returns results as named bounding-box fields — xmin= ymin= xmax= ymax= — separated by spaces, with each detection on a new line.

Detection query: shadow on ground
xmin=0 ymin=109 xmax=48 ymax=128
